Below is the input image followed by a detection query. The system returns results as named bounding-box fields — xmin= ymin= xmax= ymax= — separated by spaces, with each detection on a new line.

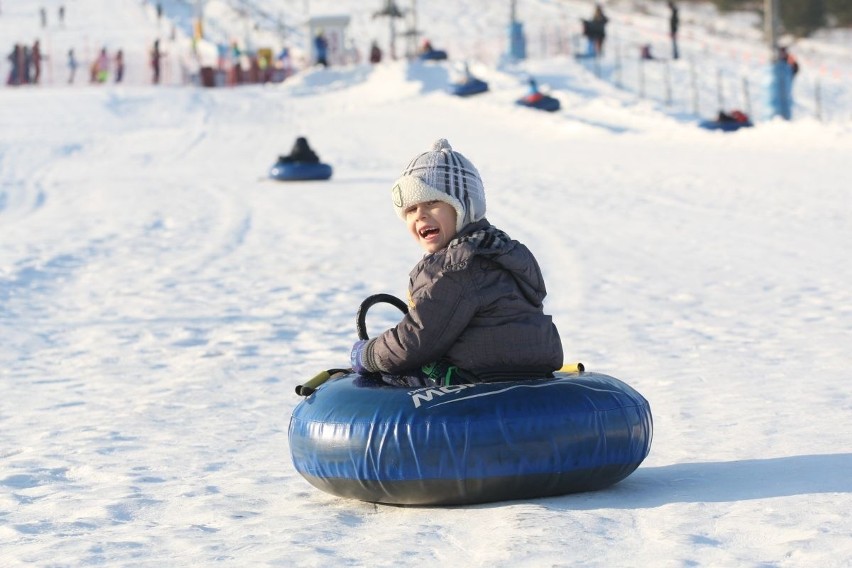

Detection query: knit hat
xmin=391 ymin=138 xmax=486 ymax=233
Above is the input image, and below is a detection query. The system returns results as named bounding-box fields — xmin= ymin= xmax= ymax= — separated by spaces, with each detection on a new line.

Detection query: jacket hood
xmin=442 ymin=219 xmax=547 ymax=306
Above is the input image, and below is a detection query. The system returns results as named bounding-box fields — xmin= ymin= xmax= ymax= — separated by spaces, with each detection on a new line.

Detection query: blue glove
xmin=350 ymin=340 xmax=370 ymax=375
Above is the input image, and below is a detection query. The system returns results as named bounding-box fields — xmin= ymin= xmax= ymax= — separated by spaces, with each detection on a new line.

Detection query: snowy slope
xmin=1 ymin=1 xmax=851 ymax=566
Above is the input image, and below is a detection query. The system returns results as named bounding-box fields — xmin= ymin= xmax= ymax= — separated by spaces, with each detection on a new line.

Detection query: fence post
xmin=814 ymin=77 xmax=822 ymax=121
xmin=664 ymin=61 xmax=672 ymax=106
xmin=614 ymin=42 xmax=622 ymax=88
xmin=716 ymin=67 xmax=724 ymax=111
xmin=690 ymin=57 xmax=699 ymax=115
xmin=742 ymin=76 xmax=751 ymax=118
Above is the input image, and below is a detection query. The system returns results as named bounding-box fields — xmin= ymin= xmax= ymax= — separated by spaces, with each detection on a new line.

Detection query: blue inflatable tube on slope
xmin=289 ymin=371 xmax=653 ymax=506
xmin=698 ymin=119 xmax=754 ymax=132
xmin=515 ymin=95 xmax=561 ymax=112
xmin=419 ymin=50 xmax=448 ymax=61
xmin=269 ymin=162 xmax=333 ymax=181
xmin=448 ymin=78 xmax=489 ymax=97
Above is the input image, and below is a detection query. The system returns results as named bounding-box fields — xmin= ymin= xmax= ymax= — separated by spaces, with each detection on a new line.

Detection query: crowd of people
xmin=3 ymin=3 xmax=167 ymax=86
xmin=3 ymin=0 xmax=803 ymax=121
xmin=6 ymin=40 xmax=140 ymax=86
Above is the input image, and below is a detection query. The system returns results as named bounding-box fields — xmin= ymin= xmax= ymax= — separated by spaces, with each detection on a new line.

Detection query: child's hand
xmin=350 ymin=340 xmax=370 ymax=375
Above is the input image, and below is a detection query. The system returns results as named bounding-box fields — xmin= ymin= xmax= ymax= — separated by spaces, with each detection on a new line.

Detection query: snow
xmin=2 ymin=0 xmax=851 ymax=566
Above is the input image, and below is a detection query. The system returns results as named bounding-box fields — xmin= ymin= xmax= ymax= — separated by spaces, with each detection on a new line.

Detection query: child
xmin=277 ymin=136 xmax=320 ymax=164
xmin=350 ymin=138 xmax=563 ymax=386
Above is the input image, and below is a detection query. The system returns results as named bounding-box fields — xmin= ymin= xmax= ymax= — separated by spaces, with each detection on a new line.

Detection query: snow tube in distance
xmin=698 ymin=119 xmax=754 ymax=132
xmin=516 ymin=94 xmax=561 ymax=112
xmin=419 ymin=50 xmax=448 ymax=61
xmin=448 ymin=78 xmax=489 ymax=97
xmin=269 ymin=161 xmax=333 ymax=181
xmin=289 ymin=370 xmax=653 ymax=506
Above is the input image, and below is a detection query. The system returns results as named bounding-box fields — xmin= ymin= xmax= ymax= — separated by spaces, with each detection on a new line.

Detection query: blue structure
xmin=508 ymin=21 xmax=526 ymax=60
xmin=290 ymin=370 xmax=653 ymax=506
xmin=765 ymin=60 xmax=793 ymax=120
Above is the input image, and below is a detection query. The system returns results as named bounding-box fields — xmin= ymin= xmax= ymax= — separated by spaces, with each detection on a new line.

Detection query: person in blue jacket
xmin=314 ymin=30 xmax=328 ymax=67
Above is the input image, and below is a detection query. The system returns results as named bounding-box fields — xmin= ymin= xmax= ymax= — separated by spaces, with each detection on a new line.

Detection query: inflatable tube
xmin=516 ymin=95 xmax=561 ymax=112
xmin=698 ymin=119 xmax=754 ymax=132
xmin=289 ymin=371 xmax=653 ymax=506
xmin=448 ymin=78 xmax=489 ymax=97
xmin=419 ymin=50 xmax=448 ymax=61
xmin=269 ymin=161 xmax=333 ymax=181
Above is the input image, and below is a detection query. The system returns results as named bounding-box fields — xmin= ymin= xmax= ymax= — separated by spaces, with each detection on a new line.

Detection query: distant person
xmin=583 ymin=4 xmax=609 ymax=57
xmin=717 ymin=109 xmax=749 ymax=124
xmin=6 ymin=44 xmax=21 ymax=85
xmin=527 ymin=77 xmax=539 ymax=96
xmin=39 ymin=6 xmax=47 ymax=28
xmin=114 ymin=49 xmax=124 ymax=83
xmin=524 ymin=77 xmax=543 ymax=103
xmin=278 ymin=137 xmax=320 ymax=164
xmin=90 ymin=47 xmax=109 ymax=83
xmin=229 ymin=41 xmax=241 ymax=84
xmin=769 ymin=46 xmax=798 ymax=120
xmin=21 ymin=45 xmax=31 ymax=83
xmin=67 ymin=48 xmax=78 ymax=84
xmin=668 ymin=2 xmax=679 ymax=60
xmin=314 ymin=30 xmax=329 ymax=67
xmin=458 ymin=62 xmax=475 ymax=84
xmin=31 ymin=39 xmax=42 ymax=84
xmin=151 ymin=39 xmax=162 ymax=84
xmin=58 ymin=5 xmax=65 ymax=27
xmin=778 ymin=46 xmax=799 ymax=79
xmin=369 ymin=40 xmax=382 ymax=64
xmin=277 ymin=46 xmax=292 ymax=78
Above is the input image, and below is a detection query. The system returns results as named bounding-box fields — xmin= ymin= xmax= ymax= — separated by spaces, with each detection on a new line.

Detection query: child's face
xmin=405 ymin=200 xmax=458 ymax=253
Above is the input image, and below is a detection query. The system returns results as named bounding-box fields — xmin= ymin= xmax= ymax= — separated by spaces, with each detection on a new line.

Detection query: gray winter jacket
xmin=362 ymin=219 xmax=563 ymax=381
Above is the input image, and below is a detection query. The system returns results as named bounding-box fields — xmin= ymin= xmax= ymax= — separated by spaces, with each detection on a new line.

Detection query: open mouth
xmin=419 ymin=226 xmax=439 ymax=238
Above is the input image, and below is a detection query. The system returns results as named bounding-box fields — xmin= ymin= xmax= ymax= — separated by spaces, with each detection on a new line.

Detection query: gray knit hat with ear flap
xmin=391 ymin=138 xmax=486 ymax=233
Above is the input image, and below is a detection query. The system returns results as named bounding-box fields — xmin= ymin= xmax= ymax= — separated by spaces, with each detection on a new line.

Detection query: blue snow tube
xmin=516 ymin=94 xmax=561 ymax=112
xmin=269 ymin=161 xmax=333 ymax=181
xmin=419 ymin=49 xmax=448 ymax=61
xmin=289 ymin=370 xmax=652 ymax=505
xmin=448 ymin=78 xmax=489 ymax=97
xmin=698 ymin=119 xmax=754 ymax=132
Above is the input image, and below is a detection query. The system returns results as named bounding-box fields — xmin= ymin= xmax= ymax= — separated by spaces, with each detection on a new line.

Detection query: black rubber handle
xmin=356 ymin=293 xmax=409 ymax=340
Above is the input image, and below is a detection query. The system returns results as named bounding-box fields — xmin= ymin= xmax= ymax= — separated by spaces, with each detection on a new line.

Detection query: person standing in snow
xmin=31 ymin=39 xmax=43 ymax=84
xmin=6 ymin=44 xmax=21 ymax=85
xmin=587 ymin=3 xmax=608 ymax=57
xmin=369 ymin=40 xmax=382 ymax=64
xmin=314 ymin=30 xmax=329 ymax=67
xmin=67 ymin=48 xmax=78 ymax=84
xmin=151 ymin=39 xmax=162 ymax=84
xmin=114 ymin=49 xmax=125 ymax=83
xmin=92 ymin=47 xmax=109 ymax=83
xmin=349 ymin=138 xmax=563 ymax=387
xmin=668 ymin=2 xmax=680 ymax=60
